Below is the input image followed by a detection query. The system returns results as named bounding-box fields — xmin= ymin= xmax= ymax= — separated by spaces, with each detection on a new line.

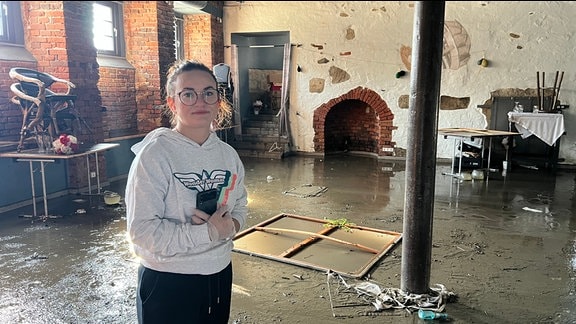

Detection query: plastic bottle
xmin=418 ymin=309 xmax=448 ymax=320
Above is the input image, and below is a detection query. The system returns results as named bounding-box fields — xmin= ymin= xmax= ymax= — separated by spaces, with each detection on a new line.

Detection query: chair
xmin=9 ymin=67 xmax=91 ymax=152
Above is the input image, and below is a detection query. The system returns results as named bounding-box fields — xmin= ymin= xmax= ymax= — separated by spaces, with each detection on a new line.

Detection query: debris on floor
xmin=326 ymin=271 xmax=457 ymax=317
xmin=283 ymin=184 xmax=328 ymax=197
xmin=25 ymin=252 xmax=48 ymax=261
xmin=522 ymin=207 xmax=543 ymax=213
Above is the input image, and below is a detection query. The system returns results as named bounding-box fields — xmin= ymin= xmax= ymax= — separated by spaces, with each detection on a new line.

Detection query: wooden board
xmin=438 ymin=128 xmax=519 ymax=138
xmin=232 ymin=213 xmax=402 ymax=278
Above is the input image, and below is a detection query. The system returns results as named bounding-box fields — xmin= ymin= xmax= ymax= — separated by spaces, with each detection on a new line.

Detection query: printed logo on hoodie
xmin=174 ymin=169 xmax=236 ymax=204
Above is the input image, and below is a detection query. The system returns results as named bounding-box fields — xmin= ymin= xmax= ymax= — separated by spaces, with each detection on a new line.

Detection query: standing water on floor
xmin=0 ymin=154 xmax=574 ymax=323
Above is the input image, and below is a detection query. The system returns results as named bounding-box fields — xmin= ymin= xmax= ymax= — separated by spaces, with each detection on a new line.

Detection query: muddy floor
xmin=0 ymin=155 xmax=574 ymax=324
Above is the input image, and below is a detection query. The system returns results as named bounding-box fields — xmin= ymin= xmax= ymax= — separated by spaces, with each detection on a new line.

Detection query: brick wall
xmin=98 ymin=67 xmax=138 ymax=138
xmin=0 ymin=0 xmax=224 ymax=190
xmin=210 ymin=15 xmax=225 ymax=66
xmin=313 ymin=87 xmax=396 ymax=157
xmin=63 ymin=2 xmax=104 ymax=188
xmin=0 ymin=62 xmax=37 ymax=139
xmin=63 ymin=2 xmax=103 ymax=143
xmin=186 ymin=14 xmax=224 ymax=68
xmin=123 ymin=1 xmax=168 ymax=133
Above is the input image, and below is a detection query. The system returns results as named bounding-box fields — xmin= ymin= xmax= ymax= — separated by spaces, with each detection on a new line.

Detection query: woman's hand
xmin=193 ymin=207 xmax=236 ymax=241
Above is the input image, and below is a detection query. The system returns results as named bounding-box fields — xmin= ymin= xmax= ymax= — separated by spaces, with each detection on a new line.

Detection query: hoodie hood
xmin=131 ymin=127 xmax=219 ymax=155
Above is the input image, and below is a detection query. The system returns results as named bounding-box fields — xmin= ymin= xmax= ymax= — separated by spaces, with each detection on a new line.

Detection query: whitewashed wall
xmin=223 ymin=1 xmax=576 ymax=165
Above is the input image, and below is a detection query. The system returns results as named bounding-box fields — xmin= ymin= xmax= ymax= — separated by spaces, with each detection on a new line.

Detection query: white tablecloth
xmin=507 ymin=112 xmax=565 ymax=146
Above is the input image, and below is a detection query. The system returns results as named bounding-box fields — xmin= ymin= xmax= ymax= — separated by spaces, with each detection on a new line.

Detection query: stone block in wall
xmin=309 ymin=78 xmax=325 ymax=93
xmin=397 ymin=94 xmax=470 ymax=110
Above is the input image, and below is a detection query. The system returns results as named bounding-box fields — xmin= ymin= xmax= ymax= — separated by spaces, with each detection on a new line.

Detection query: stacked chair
xmin=9 ymin=67 xmax=91 ymax=152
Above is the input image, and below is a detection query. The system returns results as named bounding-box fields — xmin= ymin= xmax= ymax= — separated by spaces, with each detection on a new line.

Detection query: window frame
xmin=0 ymin=1 xmax=24 ymax=45
xmin=92 ymin=1 xmax=125 ymax=57
xmin=174 ymin=14 xmax=184 ymax=61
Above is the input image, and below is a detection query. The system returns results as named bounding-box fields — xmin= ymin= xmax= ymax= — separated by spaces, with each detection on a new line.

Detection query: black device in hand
xmin=196 ymin=188 xmax=219 ymax=215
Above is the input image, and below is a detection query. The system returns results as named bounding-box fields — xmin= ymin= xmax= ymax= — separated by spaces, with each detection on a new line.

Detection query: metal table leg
xmin=442 ymin=136 xmax=463 ymax=179
xmin=95 ymin=152 xmax=101 ymax=194
xmin=85 ymin=152 xmax=102 ymax=195
xmin=18 ymin=158 xmax=55 ymax=219
xmin=86 ymin=154 xmax=91 ymax=195
xmin=28 ymin=161 xmax=37 ymax=217
xmin=39 ymin=161 xmax=49 ymax=218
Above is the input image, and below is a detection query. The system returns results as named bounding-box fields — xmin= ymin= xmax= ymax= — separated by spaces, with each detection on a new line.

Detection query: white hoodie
xmin=125 ymin=127 xmax=248 ymax=275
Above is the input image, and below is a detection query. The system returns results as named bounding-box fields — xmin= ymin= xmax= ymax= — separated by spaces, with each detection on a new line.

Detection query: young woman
xmin=125 ymin=60 xmax=248 ymax=323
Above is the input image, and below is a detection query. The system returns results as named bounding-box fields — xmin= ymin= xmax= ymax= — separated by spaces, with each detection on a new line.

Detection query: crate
xmin=453 ymin=157 xmax=483 ymax=170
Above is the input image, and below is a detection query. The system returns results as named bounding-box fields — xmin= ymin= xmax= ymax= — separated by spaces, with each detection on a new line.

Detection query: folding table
xmin=438 ymin=128 xmax=520 ymax=178
xmin=0 ymin=143 xmax=119 ymax=218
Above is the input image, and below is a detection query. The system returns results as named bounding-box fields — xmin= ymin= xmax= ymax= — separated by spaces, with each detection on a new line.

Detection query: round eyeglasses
xmin=177 ymin=89 xmax=220 ymax=106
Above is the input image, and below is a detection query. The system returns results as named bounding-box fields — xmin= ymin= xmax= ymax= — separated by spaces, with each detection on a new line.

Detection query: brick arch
xmin=313 ymin=86 xmax=396 ymax=157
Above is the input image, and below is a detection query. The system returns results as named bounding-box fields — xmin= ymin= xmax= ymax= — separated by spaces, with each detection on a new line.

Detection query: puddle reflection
xmin=438 ymin=165 xmax=575 ymax=235
xmin=241 ymin=155 xmax=407 ymax=223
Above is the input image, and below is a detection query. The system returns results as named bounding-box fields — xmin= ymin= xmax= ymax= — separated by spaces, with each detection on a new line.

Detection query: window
xmin=0 ymin=1 xmax=24 ymax=44
xmin=92 ymin=1 xmax=124 ymax=56
xmin=174 ymin=15 xmax=184 ymax=61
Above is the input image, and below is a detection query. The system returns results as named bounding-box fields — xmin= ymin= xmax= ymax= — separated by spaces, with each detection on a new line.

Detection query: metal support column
xmin=401 ymin=1 xmax=446 ymax=294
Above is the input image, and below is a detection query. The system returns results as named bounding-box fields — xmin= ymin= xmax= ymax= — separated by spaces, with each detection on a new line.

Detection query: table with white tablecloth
xmin=507 ymin=112 xmax=565 ymax=169
xmin=507 ymin=112 xmax=565 ymax=146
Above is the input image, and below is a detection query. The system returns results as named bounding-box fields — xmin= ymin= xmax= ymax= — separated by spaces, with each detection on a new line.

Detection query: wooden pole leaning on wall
xmin=541 ymin=72 xmax=545 ymax=111
xmin=536 ymin=71 xmax=541 ymax=111
xmin=550 ymin=71 xmax=559 ymax=111
xmin=553 ymin=71 xmax=564 ymax=111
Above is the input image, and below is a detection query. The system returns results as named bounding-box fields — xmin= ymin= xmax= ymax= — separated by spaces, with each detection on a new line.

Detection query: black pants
xmin=137 ymin=263 xmax=233 ymax=324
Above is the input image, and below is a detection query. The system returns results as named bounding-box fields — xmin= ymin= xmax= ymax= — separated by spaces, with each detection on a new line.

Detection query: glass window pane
xmin=93 ymin=3 xmax=115 ymax=52
xmin=174 ymin=17 xmax=184 ymax=60
xmin=1 ymin=1 xmax=8 ymax=40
